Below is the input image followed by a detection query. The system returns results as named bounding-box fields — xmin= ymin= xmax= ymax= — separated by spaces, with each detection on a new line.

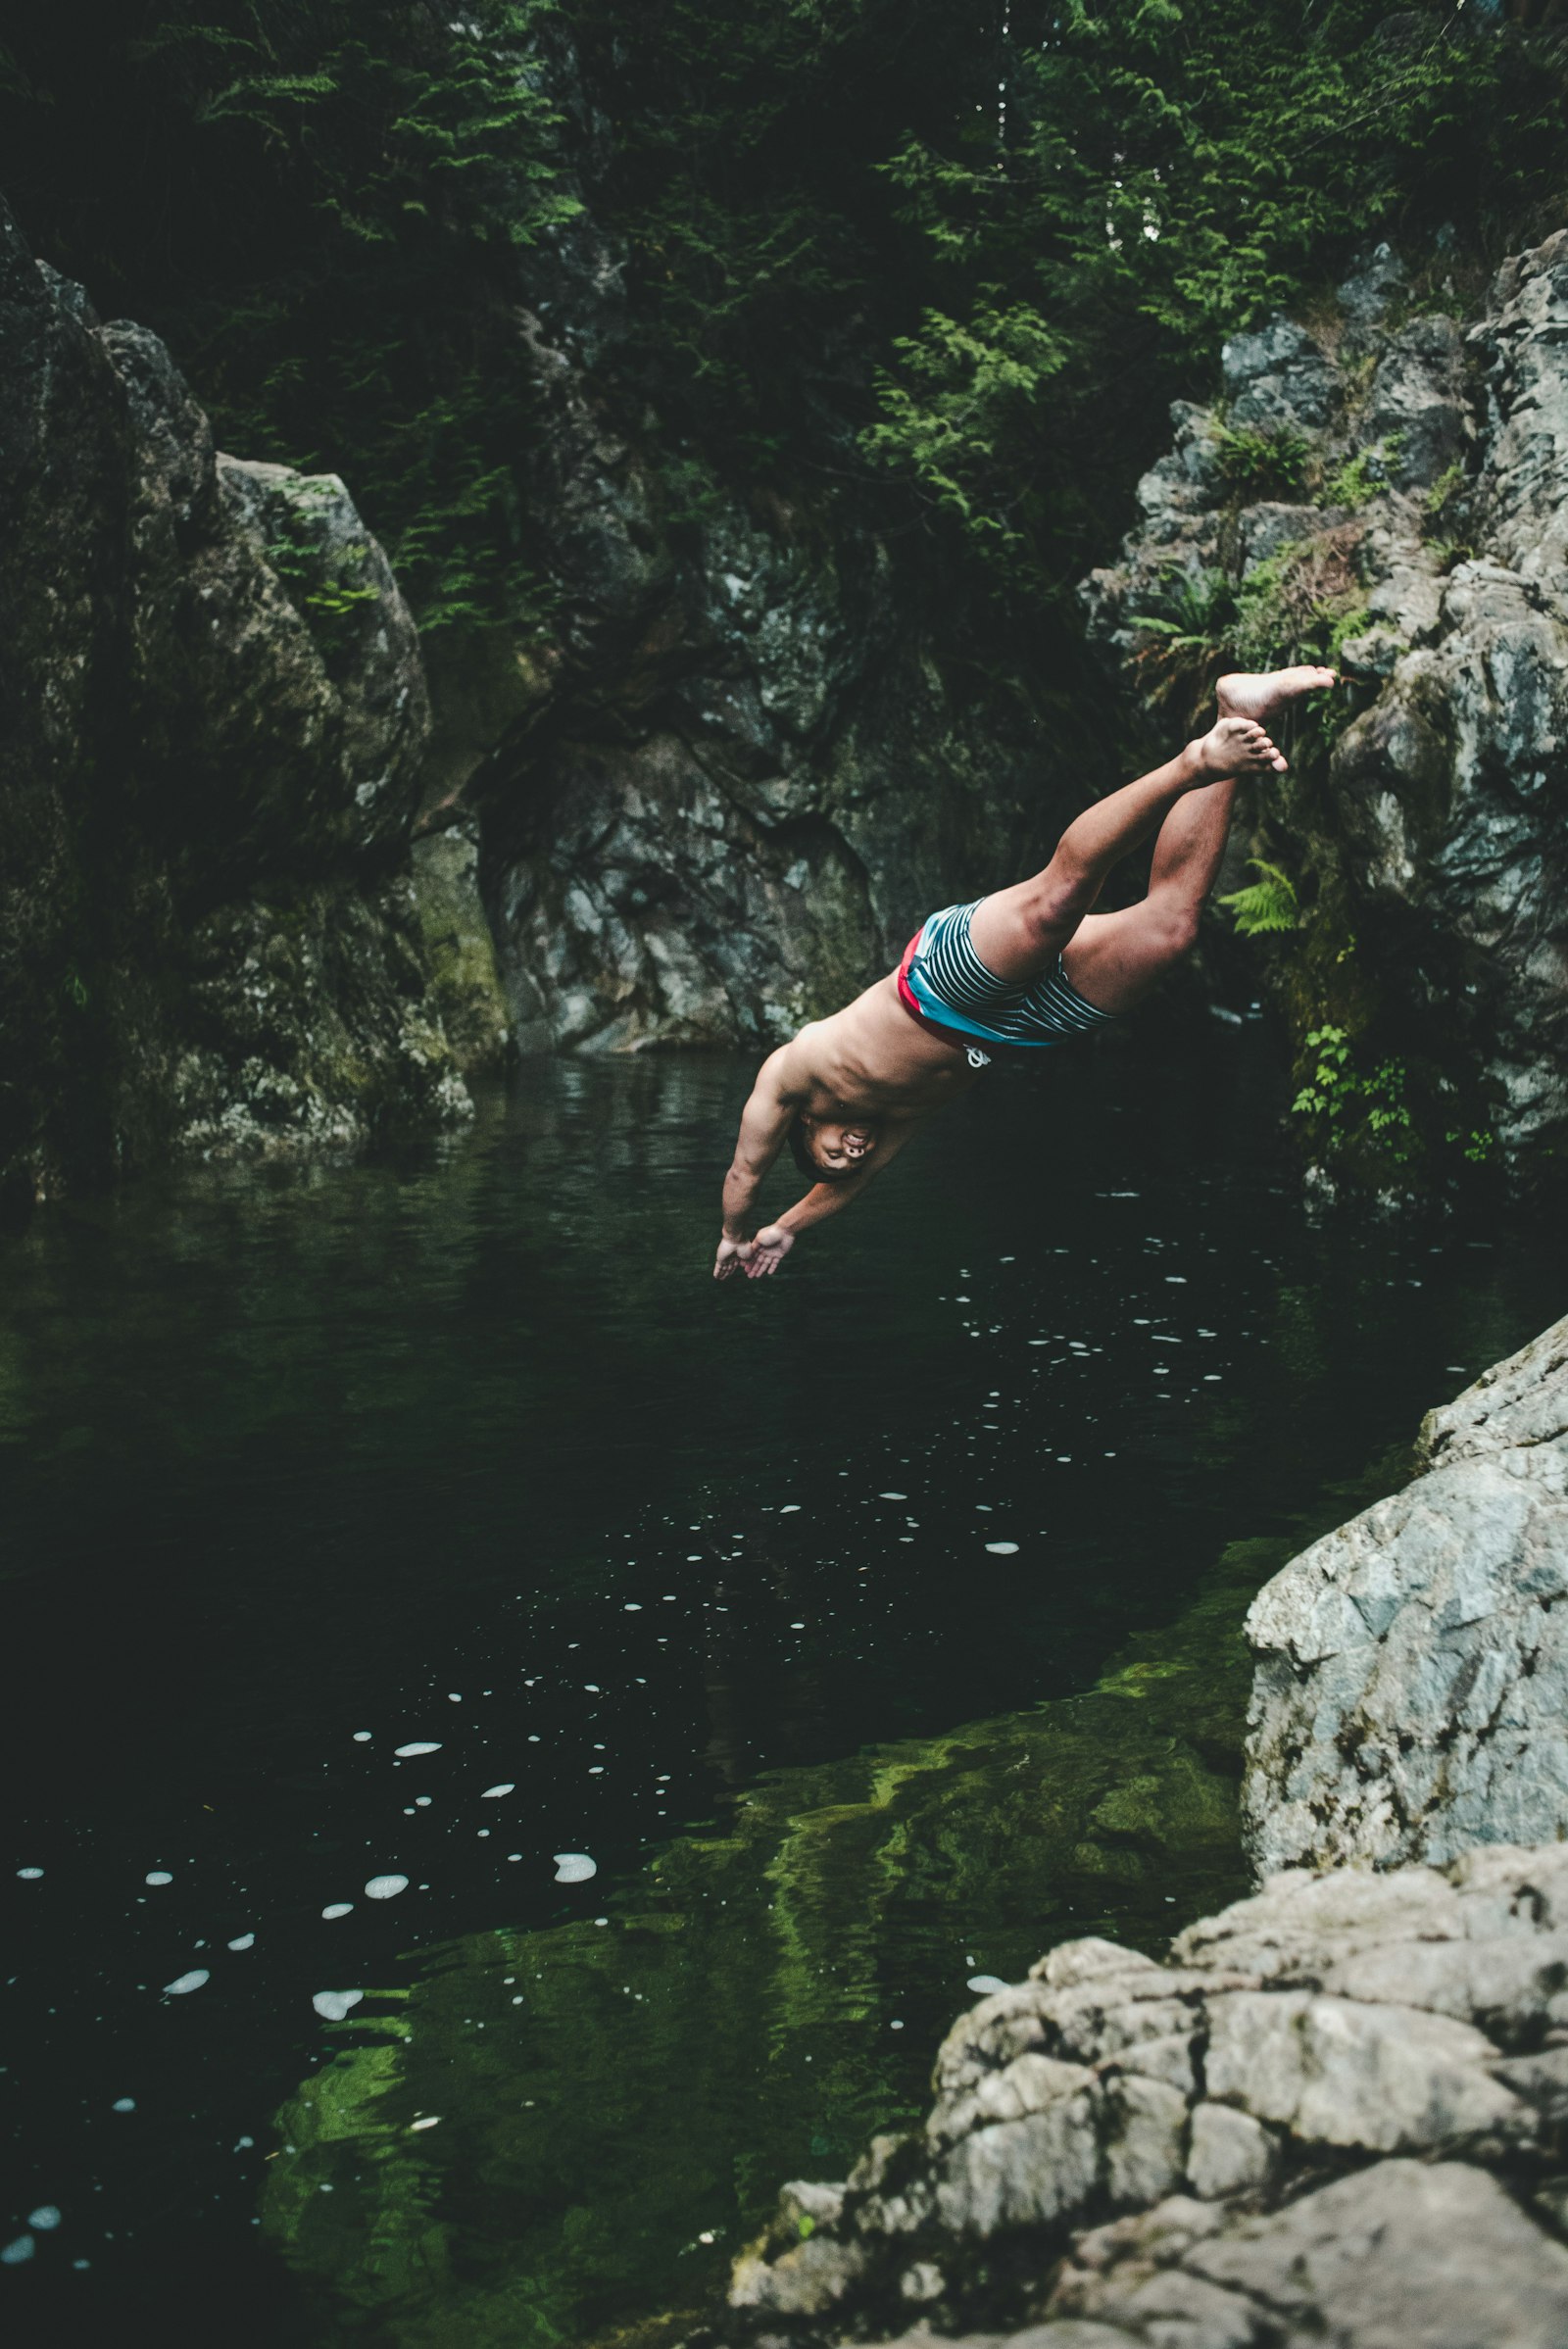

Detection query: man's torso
xmin=780 ymin=972 xmax=980 ymax=1120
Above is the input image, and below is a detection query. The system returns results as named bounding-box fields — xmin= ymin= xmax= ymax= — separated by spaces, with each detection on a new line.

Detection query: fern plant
xmin=1218 ymin=859 xmax=1300 ymax=937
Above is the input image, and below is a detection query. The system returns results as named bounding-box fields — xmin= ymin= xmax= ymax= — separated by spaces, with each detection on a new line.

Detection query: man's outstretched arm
xmin=715 ymin=1053 xmax=800 ymax=1279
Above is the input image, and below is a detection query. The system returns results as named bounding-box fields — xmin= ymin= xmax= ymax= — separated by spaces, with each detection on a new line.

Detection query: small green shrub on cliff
xmin=1322 ymin=441 xmax=1412 ymax=511
xmin=1213 ymin=421 xmax=1312 ymax=502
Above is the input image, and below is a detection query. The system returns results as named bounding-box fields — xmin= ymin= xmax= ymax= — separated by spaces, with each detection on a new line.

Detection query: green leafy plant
xmin=1293 ymin=1024 xmax=1417 ymax=1162
xmin=1218 ymin=859 xmax=1300 ymax=937
xmin=1213 ymin=420 xmax=1313 ymax=501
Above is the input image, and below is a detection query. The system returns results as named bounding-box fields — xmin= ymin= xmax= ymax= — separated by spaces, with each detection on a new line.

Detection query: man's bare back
xmin=715 ymin=669 xmax=1335 ymax=1280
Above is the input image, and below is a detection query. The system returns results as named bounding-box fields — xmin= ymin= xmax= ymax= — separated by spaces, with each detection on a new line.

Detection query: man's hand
xmin=743 ymin=1224 xmax=794 ymax=1278
xmin=713 ymin=1226 xmax=796 ymax=1281
xmin=713 ymin=1234 xmax=752 ymax=1281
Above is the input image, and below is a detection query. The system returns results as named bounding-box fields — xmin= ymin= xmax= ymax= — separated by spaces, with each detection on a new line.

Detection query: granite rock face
xmin=1244 ymin=1312 xmax=1568 ymax=1877
xmin=727 ymin=1846 xmax=1568 ymax=2349
xmin=0 ymin=195 xmax=481 ymax=1202
xmin=1082 ymin=231 xmax=1568 ymax=1197
xmin=430 ymin=41 xmax=1057 ymax=1054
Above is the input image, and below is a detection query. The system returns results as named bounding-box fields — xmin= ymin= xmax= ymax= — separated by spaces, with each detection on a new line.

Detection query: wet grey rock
xmin=0 ymin=194 xmax=469 ymax=1198
xmin=1244 ymin=1312 xmax=1568 ymax=1876
xmin=1082 ymin=228 xmax=1568 ymax=1193
xmin=726 ymin=1843 xmax=1568 ymax=2349
xmin=1054 ymin=2161 xmax=1568 ymax=2347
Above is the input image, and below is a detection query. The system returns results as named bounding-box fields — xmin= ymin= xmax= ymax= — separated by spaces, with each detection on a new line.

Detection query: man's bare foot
xmin=1194 ymin=714 xmax=1289 ymax=777
xmin=1215 ymin=665 xmax=1337 ymax=724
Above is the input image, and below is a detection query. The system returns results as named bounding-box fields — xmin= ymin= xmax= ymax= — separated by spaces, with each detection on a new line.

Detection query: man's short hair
xmin=787 ymin=1117 xmax=858 ymax=1183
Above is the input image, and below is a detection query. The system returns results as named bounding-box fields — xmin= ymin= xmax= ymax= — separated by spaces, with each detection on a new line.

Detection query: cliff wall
xmin=1084 ymin=233 xmax=1568 ymax=1202
xmin=0 ymin=198 xmax=493 ymax=1206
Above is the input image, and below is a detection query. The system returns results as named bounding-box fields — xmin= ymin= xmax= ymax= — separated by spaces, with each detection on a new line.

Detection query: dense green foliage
xmin=0 ymin=0 xmax=577 ymax=628
xmin=2 ymin=1 xmax=1564 ymax=632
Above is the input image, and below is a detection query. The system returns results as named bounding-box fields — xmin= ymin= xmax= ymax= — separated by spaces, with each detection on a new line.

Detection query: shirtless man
xmin=714 ymin=666 xmax=1335 ymax=1280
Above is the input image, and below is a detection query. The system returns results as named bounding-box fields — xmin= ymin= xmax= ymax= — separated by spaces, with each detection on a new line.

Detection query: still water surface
xmin=3 ymin=1040 xmax=1558 ymax=2342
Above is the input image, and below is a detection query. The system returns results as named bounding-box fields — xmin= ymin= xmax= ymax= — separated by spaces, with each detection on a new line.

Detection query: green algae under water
xmin=4 ymin=1039 xmax=1561 ymax=2345
xmin=263 ymin=1529 xmax=1305 ymax=2349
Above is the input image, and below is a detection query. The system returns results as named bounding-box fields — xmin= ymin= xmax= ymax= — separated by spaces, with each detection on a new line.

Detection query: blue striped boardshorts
xmin=902 ymin=898 xmax=1117 ymax=1053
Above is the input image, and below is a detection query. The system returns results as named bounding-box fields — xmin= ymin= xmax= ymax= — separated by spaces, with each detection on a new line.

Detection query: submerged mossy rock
xmin=410 ymin=821 xmax=512 ymax=1075
xmin=260 ymin=1538 xmax=1282 ymax=2349
xmin=0 ymin=194 xmax=470 ymax=1199
xmin=1083 ymin=231 xmax=1568 ymax=1204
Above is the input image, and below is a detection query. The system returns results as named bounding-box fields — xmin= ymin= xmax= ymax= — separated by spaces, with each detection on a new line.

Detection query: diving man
xmin=714 ymin=666 xmax=1335 ymax=1279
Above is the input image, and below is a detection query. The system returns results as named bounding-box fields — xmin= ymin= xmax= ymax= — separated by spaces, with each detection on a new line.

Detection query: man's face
xmin=807 ymin=1118 xmax=878 ymax=1174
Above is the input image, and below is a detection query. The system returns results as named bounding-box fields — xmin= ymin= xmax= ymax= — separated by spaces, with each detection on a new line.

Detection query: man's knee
xmin=1150 ymin=898 xmax=1201 ymax=961
xmin=1020 ymin=867 xmax=1094 ymax=942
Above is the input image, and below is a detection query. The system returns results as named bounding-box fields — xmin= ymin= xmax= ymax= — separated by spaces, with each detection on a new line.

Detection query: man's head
xmin=788 ymin=1114 xmax=879 ymax=1183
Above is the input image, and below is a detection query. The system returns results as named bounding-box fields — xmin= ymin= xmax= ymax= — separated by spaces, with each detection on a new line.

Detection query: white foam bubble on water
xmin=353 ymin=1731 xmax=372 ymax=1742
xmin=145 ymin=1871 xmax=172 ymax=1885
xmin=395 ymin=1742 xmax=441 ymax=1757
xmin=365 ymin=1875 xmax=409 ymax=1900
xmin=112 ymin=2097 xmax=136 ymax=2113
xmin=480 ymin=1784 xmax=514 ymax=1799
xmin=554 ymin=1853 xmax=597 ymax=1884
xmin=1 ymin=2236 xmax=33 ymax=2266
xmin=17 ymin=1867 xmax=42 ymax=1880
xmin=313 ymin=1989 xmax=364 ymax=2022
xmin=966 ymin=1974 xmax=1009 ymax=1994
xmin=227 ymin=1933 xmax=255 ymax=1951
xmin=27 ymin=2207 xmax=61 ymax=2231
xmin=163 ymin=1969 xmax=210 ymax=1996
xmin=984 ymin=1541 xmax=1020 ymax=1555
xmin=322 ymin=1903 xmax=354 ymax=1921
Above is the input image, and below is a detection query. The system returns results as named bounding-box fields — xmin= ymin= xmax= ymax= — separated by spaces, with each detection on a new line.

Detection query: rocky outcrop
xmin=1082 ymin=231 xmax=1568 ymax=1199
xmin=726 ymin=1847 xmax=1568 ymax=2348
xmin=0 ymin=195 xmax=490 ymax=1203
xmin=1244 ymin=1312 xmax=1568 ymax=1878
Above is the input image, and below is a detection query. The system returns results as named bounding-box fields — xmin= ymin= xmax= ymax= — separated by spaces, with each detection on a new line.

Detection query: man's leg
xmin=1059 ymin=664 xmax=1336 ymax=1014
xmin=966 ymin=711 xmax=1283 ymax=985
xmin=1059 ymin=774 xmax=1238 ymax=1015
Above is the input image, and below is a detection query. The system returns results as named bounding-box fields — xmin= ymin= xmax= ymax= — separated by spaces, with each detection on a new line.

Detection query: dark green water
xmin=2 ymin=1038 xmax=1557 ymax=2344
